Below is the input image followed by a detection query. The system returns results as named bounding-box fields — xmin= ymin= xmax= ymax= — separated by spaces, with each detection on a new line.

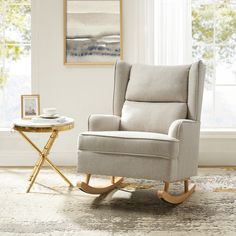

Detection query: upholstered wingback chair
xmin=77 ymin=61 xmax=205 ymax=204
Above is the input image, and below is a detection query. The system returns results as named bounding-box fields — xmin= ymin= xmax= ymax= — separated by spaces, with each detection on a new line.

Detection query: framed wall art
xmin=21 ymin=95 xmax=40 ymax=119
xmin=64 ymin=0 xmax=123 ymax=65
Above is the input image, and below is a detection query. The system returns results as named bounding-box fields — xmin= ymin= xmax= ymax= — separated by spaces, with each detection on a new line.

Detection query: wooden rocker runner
xmin=77 ymin=174 xmax=195 ymax=204
xmin=158 ymin=179 xmax=196 ymax=204
xmin=77 ymin=174 xmax=124 ymax=195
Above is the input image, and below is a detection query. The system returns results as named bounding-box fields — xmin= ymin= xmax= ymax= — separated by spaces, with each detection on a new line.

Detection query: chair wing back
xmin=113 ymin=61 xmax=205 ymax=134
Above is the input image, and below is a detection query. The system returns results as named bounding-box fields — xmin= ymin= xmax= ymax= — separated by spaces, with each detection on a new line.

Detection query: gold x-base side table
xmin=13 ymin=118 xmax=74 ymax=193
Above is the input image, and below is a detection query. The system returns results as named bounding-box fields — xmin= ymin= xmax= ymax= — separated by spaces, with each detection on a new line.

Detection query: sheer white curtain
xmin=123 ymin=0 xmax=192 ymax=65
xmin=123 ymin=0 xmax=154 ymax=64
xmin=154 ymin=0 xmax=192 ymax=65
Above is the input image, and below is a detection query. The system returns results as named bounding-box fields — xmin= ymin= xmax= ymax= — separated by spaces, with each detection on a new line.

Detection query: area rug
xmin=0 ymin=167 xmax=236 ymax=236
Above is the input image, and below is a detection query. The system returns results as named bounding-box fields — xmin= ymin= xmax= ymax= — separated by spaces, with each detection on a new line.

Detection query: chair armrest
xmin=168 ymin=119 xmax=199 ymax=140
xmin=168 ymin=119 xmax=201 ymax=180
xmin=88 ymin=114 xmax=120 ymax=131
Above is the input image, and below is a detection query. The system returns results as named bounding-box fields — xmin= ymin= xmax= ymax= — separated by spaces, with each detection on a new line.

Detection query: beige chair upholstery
xmin=78 ymin=61 xmax=205 ymax=183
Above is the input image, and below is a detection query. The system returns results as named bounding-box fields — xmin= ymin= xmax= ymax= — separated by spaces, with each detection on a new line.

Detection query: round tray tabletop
xmin=13 ymin=117 xmax=74 ymax=133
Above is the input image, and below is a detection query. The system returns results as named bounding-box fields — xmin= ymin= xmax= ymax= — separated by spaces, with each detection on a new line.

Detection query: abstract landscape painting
xmin=64 ymin=0 xmax=122 ymax=65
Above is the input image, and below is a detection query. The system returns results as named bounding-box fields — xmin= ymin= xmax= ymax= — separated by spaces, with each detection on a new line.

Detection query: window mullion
xmin=212 ymin=1 xmax=217 ymax=118
xmin=2 ymin=1 xmax=6 ymax=77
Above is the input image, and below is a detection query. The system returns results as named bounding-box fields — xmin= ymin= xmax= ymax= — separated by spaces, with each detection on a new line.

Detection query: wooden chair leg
xmin=111 ymin=176 xmax=115 ymax=184
xmin=85 ymin=174 xmax=91 ymax=184
xmin=184 ymin=179 xmax=189 ymax=193
xmin=164 ymin=182 xmax=169 ymax=192
xmin=77 ymin=174 xmax=124 ymax=194
xmin=158 ymin=179 xmax=196 ymax=204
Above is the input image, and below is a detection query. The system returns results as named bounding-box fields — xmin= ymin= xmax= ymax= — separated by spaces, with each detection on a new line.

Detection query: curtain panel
xmin=123 ymin=0 xmax=192 ymax=65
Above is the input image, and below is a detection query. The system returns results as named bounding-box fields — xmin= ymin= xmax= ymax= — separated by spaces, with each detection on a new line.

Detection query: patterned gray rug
xmin=0 ymin=167 xmax=236 ymax=236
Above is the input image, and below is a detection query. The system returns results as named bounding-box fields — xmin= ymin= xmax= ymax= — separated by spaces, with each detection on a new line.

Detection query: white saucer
xmin=39 ymin=114 xmax=60 ymax=119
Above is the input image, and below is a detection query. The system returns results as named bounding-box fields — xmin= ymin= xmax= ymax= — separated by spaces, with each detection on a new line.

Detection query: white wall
xmin=0 ymin=0 xmax=139 ymax=166
xmin=32 ymin=0 xmax=115 ymax=165
xmin=0 ymin=0 xmax=236 ymax=166
xmin=29 ymin=0 xmax=148 ymax=166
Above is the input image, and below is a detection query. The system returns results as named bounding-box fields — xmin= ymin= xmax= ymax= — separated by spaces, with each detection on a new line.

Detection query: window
xmin=192 ymin=0 xmax=236 ymax=128
xmin=0 ymin=0 xmax=31 ymax=128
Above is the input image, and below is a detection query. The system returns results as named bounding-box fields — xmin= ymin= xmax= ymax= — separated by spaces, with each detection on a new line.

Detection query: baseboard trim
xmin=199 ymin=151 xmax=236 ymax=166
xmin=1 ymin=151 xmax=236 ymax=166
xmin=2 ymin=165 xmax=236 ymax=168
xmin=198 ymin=165 xmax=236 ymax=168
xmin=0 ymin=151 xmax=77 ymax=166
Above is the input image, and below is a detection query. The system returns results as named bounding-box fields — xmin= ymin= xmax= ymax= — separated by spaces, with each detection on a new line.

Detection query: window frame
xmin=192 ymin=0 xmax=236 ymax=129
xmin=0 ymin=0 xmax=31 ymax=128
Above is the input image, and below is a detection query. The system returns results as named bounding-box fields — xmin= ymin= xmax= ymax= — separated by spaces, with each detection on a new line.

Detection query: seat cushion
xmin=78 ymin=131 xmax=179 ymax=159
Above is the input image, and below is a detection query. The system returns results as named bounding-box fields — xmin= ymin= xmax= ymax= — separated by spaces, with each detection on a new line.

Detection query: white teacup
xmin=43 ymin=108 xmax=57 ymax=116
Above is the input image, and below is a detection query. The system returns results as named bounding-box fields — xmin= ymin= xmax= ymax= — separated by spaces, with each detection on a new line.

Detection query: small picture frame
xmin=21 ymin=95 xmax=40 ymax=119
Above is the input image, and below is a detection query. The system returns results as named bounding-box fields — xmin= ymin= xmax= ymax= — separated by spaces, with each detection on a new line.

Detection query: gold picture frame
xmin=21 ymin=95 xmax=40 ymax=119
xmin=64 ymin=0 xmax=123 ymax=65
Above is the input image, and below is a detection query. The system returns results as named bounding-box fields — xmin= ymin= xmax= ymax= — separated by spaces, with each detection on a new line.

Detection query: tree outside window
xmin=0 ymin=0 xmax=31 ymax=127
xmin=192 ymin=0 xmax=236 ymax=128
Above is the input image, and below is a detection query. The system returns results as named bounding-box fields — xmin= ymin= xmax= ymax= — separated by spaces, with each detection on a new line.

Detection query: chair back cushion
xmin=113 ymin=61 xmax=205 ymax=134
xmin=125 ymin=64 xmax=189 ymax=102
xmin=121 ymin=101 xmax=187 ymax=134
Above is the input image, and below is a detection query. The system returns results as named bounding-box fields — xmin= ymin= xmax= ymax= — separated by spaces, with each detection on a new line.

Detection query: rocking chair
xmin=77 ymin=60 xmax=205 ymax=204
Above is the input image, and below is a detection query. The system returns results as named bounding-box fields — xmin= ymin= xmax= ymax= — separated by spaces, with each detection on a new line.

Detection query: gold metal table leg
xmin=18 ymin=129 xmax=73 ymax=192
xmin=27 ymin=156 xmax=45 ymax=193
xmin=18 ymin=131 xmax=42 ymax=154
xmin=29 ymin=156 xmax=42 ymax=181
xmin=45 ymin=157 xmax=73 ymax=187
